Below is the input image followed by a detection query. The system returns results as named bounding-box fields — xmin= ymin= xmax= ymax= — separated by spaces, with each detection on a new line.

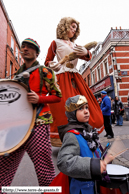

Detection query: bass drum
xmin=0 ymin=79 xmax=36 ymax=156
xmin=99 ymin=164 xmax=129 ymax=194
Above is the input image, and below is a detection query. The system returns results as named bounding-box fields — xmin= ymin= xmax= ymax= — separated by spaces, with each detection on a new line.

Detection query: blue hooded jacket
xmin=101 ymin=95 xmax=111 ymax=116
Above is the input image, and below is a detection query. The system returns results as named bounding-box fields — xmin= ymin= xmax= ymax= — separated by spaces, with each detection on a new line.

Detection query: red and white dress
xmin=45 ymin=39 xmax=104 ymax=139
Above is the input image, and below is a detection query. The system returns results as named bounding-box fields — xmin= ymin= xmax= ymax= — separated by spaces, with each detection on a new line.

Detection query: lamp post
xmin=112 ymin=57 xmax=118 ymax=97
xmin=127 ymin=92 xmax=129 ymax=107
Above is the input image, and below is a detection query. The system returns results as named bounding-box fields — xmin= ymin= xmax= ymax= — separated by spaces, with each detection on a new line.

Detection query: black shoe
xmin=104 ymin=134 xmax=108 ymax=137
xmin=107 ymin=135 xmax=114 ymax=139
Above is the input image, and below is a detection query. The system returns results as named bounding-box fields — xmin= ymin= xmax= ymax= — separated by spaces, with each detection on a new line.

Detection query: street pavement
xmin=99 ymin=120 xmax=129 ymax=167
xmin=9 ymin=121 xmax=129 ymax=191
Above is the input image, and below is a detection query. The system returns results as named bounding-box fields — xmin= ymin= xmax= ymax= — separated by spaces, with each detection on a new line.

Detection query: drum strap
xmin=14 ymin=63 xmax=50 ymax=117
xmin=38 ymin=65 xmax=44 ymax=95
xmin=14 ymin=63 xmax=41 ymax=80
xmin=14 ymin=64 xmax=46 ymax=96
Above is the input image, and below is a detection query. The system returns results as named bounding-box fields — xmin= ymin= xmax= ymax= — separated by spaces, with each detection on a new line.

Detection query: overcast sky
xmin=3 ymin=0 xmax=129 ymax=68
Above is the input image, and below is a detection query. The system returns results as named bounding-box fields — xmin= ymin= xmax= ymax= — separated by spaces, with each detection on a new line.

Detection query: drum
xmin=99 ymin=164 xmax=129 ymax=194
xmin=0 ymin=79 xmax=36 ymax=156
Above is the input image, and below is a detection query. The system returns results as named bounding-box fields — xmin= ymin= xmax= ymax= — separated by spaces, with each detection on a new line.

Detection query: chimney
xmin=116 ymin=27 xmax=117 ymax=30
xmin=120 ymin=26 xmax=122 ymax=30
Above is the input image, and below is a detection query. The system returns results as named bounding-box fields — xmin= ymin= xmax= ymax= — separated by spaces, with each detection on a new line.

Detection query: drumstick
xmin=22 ymin=72 xmax=31 ymax=92
xmin=103 ymin=138 xmax=128 ymax=164
xmin=111 ymin=148 xmax=128 ymax=160
xmin=104 ymin=148 xmax=129 ymax=164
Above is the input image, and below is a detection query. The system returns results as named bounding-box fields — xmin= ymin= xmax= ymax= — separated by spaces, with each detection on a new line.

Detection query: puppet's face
xmin=76 ymin=104 xmax=90 ymax=123
xmin=67 ymin=23 xmax=77 ymax=39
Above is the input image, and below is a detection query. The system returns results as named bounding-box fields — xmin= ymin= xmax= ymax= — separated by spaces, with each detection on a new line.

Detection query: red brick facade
xmin=0 ymin=5 xmax=7 ymax=78
xmin=82 ymin=66 xmax=91 ymax=87
xmin=0 ymin=0 xmax=23 ymax=79
xmin=80 ymin=29 xmax=129 ymax=106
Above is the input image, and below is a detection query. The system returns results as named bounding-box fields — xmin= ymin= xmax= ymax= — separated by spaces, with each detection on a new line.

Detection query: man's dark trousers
xmin=103 ymin=115 xmax=114 ymax=137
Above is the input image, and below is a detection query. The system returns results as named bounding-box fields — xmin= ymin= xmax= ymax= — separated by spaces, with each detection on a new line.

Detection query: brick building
xmin=79 ymin=61 xmax=91 ymax=87
xmin=0 ymin=0 xmax=23 ymax=79
xmin=80 ymin=28 xmax=129 ymax=106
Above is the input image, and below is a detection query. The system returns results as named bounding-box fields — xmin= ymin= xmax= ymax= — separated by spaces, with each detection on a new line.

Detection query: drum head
xmin=0 ymin=80 xmax=36 ymax=155
xmin=107 ymin=164 xmax=129 ymax=175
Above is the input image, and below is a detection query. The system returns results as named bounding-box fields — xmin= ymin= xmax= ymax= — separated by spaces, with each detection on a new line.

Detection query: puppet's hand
xmin=49 ymin=61 xmax=61 ymax=72
xmin=73 ymin=45 xmax=88 ymax=56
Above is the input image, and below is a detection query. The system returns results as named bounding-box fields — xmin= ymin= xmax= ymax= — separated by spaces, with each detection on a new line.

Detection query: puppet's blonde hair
xmin=56 ymin=17 xmax=80 ymax=42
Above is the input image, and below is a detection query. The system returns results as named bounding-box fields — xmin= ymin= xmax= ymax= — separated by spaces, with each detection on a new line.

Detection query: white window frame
xmin=15 ymin=46 xmax=18 ymax=58
xmin=11 ymin=36 xmax=14 ymax=51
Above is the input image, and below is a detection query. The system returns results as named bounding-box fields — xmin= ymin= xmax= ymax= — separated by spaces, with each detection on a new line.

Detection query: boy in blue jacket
xmin=57 ymin=95 xmax=107 ymax=194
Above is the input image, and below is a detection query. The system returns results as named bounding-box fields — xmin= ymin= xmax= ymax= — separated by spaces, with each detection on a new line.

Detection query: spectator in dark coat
xmin=101 ymin=91 xmax=114 ymax=139
xmin=112 ymin=96 xmax=124 ymax=126
xmin=97 ymin=97 xmax=102 ymax=107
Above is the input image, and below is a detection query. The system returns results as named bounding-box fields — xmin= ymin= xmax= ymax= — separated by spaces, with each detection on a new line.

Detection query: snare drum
xmin=0 ymin=79 xmax=36 ymax=156
xmin=99 ymin=164 xmax=129 ymax=194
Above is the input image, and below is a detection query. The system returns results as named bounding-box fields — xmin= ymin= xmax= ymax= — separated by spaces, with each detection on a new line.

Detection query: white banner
xmin=2 ymin=186 xmax=62 ymax=193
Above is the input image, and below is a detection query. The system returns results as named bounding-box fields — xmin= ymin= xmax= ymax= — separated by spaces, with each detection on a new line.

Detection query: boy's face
xmin=76 ymin=104 xmax=90 ymax=123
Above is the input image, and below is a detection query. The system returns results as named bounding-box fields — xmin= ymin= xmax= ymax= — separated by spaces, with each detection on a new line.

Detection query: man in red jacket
xmin=0 ymin=38 xmax=62 ymax=191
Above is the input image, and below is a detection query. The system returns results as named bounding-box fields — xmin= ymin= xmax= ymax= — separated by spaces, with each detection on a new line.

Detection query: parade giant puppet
xmin=45 ymin=17 xmax=104 ymax=146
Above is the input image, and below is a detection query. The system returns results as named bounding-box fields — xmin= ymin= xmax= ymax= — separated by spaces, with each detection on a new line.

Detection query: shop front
xmin=90 ymin=75 xmax=115 ymax=100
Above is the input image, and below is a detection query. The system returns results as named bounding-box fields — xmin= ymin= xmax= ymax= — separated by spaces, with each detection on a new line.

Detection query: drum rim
xmin=0 ymin=79 xmax=29 ymax=91
xmin=0 ymin=79 xmax=36 ymax=156
xmin=109 ymin=175 xmax=127 ymax=181
xmin=107 ymin=164 xmax=129 ymax=176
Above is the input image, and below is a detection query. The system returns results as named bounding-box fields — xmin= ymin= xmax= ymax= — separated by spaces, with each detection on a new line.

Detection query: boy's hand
xmin=100 ymin=160 xmax=107 ymax=173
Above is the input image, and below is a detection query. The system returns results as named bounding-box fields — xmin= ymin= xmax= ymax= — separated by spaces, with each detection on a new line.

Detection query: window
xmin=92 ymin=71 xmax=95 ymax=85
xmin=10 ymin=61 xmax=13 ymax=78
xmin=96 ymin=49 xmax=99 ymax=55
xmin=97 ymin=66 xmax=101 ymax=81
xmin=15 ymin=47 xmax=18 ymax=59
xmin=11 ymin=36 xmax=14 ymax=52
xmin=19 ymin=55 xmax=21 ymax=65
xmin=104 ymin=60 xmax=108 ymax=76
xmin=87 ymin=74 xmax=90 ymax=86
